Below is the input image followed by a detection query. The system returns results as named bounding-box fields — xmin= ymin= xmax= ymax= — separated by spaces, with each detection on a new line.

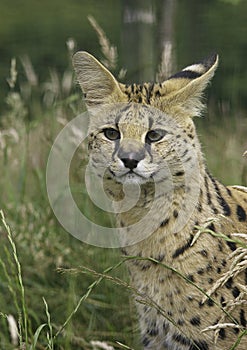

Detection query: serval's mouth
xmin=109 ymin=168 xmax=151 ymax=185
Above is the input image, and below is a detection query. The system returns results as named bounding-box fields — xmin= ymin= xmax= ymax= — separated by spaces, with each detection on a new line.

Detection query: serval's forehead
xmin=94 ymin=102 xmax=169 ymax=132
xmin=117 ymin=103 xmax=152 ymax=128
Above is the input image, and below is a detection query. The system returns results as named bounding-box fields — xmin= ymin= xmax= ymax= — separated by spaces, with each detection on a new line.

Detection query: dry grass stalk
xmin=188 ymin=216 xmax=247 ymax=344
xmin=6 ymin=58 xmax=17 ymax=89
xmin=201 ymin=247 xmax=247 ymax=304
xmin=7 ymin=314 xmax=18 ymax=345
xmin=156 ymin=41 xmax=173 ymax=81
xmin=88 ymin=15 xmax=117 ymax=70
xmin=90 ymin=340 xmax=115 ymax=350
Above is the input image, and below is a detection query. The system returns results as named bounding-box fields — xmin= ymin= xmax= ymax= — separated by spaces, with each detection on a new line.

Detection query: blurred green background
xmin=1 ymin=0 xmax=247 ymax=109
xmin=0 ymin=0 xmax=246 ymax=349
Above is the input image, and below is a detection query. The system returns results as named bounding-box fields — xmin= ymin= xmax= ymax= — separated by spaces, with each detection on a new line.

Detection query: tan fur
xmin=73 ymin=52 xmax=247 ymax=350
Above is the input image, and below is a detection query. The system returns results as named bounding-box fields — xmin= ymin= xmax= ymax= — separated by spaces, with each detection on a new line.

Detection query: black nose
xmin=121 ymin=157 xmax=139 ymax=170
xmin=118 ymin=148 xmax=145 ymax=170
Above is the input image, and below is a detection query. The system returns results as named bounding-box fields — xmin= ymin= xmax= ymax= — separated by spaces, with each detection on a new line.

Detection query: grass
xmin=0 ymin=210 xmax=28 ymax=347
xmin=0 ymin=20 xmax=246 ymax=350
xmin=0 ymin=34 xmax=138 ymax=349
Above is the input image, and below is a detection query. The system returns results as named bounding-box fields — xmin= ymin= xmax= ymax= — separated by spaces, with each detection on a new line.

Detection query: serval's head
xmin=73 ymin=52 xmax=218 ymax=186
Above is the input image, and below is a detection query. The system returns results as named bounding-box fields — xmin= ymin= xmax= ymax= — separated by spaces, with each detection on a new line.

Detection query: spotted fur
xmin=73 ymin=52 xmax=247 ymax=350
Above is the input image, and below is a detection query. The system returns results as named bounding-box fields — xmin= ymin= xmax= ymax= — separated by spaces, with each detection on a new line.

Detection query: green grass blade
xmin=30 ymin=323 xmax=47 ymax=350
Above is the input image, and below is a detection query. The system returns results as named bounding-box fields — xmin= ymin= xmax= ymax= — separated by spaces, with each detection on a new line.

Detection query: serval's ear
xmin=160 ymin=54 xmax=219 ymax=116
xmin=73 ymin=51 xmax=126 ymax=110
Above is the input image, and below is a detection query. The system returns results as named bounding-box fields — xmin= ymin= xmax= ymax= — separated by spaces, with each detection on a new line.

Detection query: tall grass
xmin=0 ymin=31 xmax=137 ymax=349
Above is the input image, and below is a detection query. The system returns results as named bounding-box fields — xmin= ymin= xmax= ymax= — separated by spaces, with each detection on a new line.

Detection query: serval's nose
xmin=118 ymin=146 xmax=145 ymax=170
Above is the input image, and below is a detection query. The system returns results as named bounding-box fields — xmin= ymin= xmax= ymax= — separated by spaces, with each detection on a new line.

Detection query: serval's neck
xmin=109 ymin=169 xmax=203 ymax=248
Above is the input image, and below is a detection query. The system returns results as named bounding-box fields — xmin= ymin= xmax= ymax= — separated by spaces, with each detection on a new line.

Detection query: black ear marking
xmin=168 ymin=70 xmax=202 ymax=80
xmin=168 ymin=53 xmax=219 ymax=81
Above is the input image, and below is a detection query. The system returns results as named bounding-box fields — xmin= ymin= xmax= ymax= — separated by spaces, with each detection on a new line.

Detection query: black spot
xmin=172 ymin=235 xmax=193 ymax=259
xmin=220 ymin=296 xmax=226 ymax=307
xmin=236 ymin=205 xmax=246 ymax=222
xmin=172 ymin=333 xmax=191 ymax=346
xmin=221 ymin=259 xmax=227 ymax=267
xmin=219 ymin=328 xmax=226 ymax=340
xmin=147 ymin=326 xmax=159 ymax=337
xmin=207 ymin=298 xmax=214 ymax=307
xmin=163 ymin=321 xmax=170 ymax=333
xmin=204 ymin=175 xmax=212 ymax=205
xmin=155 ymin=90 xmax=161 ymax=97
xmin=197 ymin=203 xmax=202 ymax=212
xmin=225 ymin=277 xmax=233 ymax=289
xmin=175 ymin=170 xmax=185 ymax=176
xmin=206 ymin=263 xmax=213 ymax=272
xmin=232 ymin=286 xmax=240 ymax=298
xmin=173 ymin=210 xmax=178 ymax=218
xmin=208 ymin=223 xmax=215 ymax=232
xmin=208 ymin=173 xmax=231 ymax=216
xmin=142 ymin=337 xmax=150 ymax=347
xmin=187 ymin=274 xmax=195 ymax=282
xmin=200 ymin=249 xmax=208 ymax=257
xmin=125 ymin=91 xmax=131 ymax=99
xmin=208 ymin=278 xmax=214 ymax=284
xmin=234 ymin=327 xmax=240 ymax=334
xmin=217 ymin=267 xmax=222 ymax=274
xmin=194 ymin=220 xmax=199 ymax=228
xmin=177 ymin=319 xmax=185 ymax=326
xmin=182 ymin=149 xmax=189 ymax=157
xmin=240 ymin=309 xmax=246 ymax=327
xmin=218 ymin=194 xmax=231 ymax=216
xmin=197 ymin=268 xmax=204 ymax=275
xmin=226 ymin=187 xmax=232 ymax=196
xmin=141 ymin=264 xmax=151 ymax=271
xmin=190 ymin=316 xmax=201 ymax=326
xmin=226 ymin=239 xmax=237 ymax=252
xmin=190 ymin=339 xmax=209 ymax=350
xmin=160 ymin=218 xmax=169 ymax=227
xmin=188 ymin=133 xmax=194 ymax=139
xmin=218 ymin=196 xmax=231 ymax=216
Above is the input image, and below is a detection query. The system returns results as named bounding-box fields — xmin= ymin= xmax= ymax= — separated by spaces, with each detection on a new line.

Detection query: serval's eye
xmin=146 ymin=129 xmax=167 ymax=143
xmin=103 ymin=128 xmax=120 ymax=141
